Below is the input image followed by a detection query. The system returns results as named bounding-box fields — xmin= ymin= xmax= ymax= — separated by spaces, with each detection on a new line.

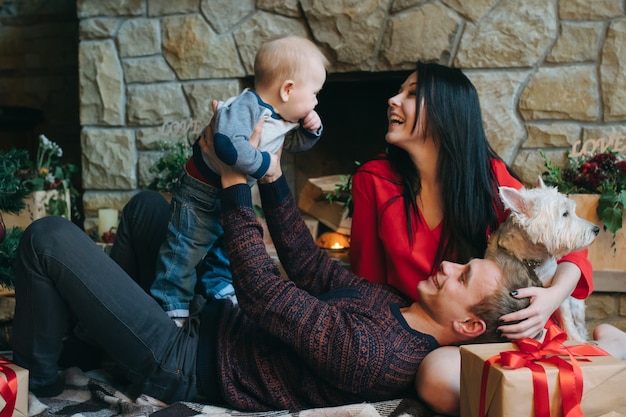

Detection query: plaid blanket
xmin=27 ymin=367 xmax=436 ymax=417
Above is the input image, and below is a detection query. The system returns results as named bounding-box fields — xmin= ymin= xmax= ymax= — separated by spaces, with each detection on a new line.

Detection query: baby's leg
xmin=415 ymin=346 xmax=461 ymax=415
xmin=593 ymin=324 xmax=626 ymax=360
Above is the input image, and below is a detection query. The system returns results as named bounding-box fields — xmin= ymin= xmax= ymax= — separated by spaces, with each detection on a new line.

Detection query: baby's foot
xmin=593 ymin=324 xmax=626 ymax=360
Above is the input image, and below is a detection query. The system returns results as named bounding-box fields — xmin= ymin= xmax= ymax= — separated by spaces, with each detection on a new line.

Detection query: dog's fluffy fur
xmin=485 ymin=177 xmax=600 ymax=342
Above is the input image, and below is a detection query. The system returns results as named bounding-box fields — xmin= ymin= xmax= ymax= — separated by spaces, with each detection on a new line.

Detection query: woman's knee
xmin=415 ymin=346 xmax=461 ymax=416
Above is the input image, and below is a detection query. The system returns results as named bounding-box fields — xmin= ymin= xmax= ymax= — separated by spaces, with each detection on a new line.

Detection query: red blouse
xmin=349 ymin=158 xmax=593 ymax=302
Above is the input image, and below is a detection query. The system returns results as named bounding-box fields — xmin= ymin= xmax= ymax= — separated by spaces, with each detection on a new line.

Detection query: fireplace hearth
xmin=293 ymin=71 xmax=411 ymax=195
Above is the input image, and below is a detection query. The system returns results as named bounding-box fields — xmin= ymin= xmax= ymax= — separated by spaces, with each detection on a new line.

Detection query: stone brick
xmin=148 ymin=0 xmax=199 ymax=16
xmin=440 ymin=0 xmax=498 ymax=23
xmin=379 ymin=3 xmax=461 ymax=70
xmin=586 ymin=293 xmax=617 ymax=320
xmin=77 ymin=0 xmax=143 ymax=18
xmin=601 ymin=19 xmax=626 ymax=121
xmin=455 ymin=0 xmax=558 ymax=68
xmin=302 ymin=0 xmax=388 ymax=71
xmin=82 ymin=190 xmax=136 ymax=218
xmin=547 ymin=22 xmax=603 ymax=63
xmin=79 ymin=40 xmax=124 ymax=126
xmin=81 ymin=128 xmax=137 ymax=190
xmin=519 ymin=65 xmax=599 ymax=121
xmin=201 ymin=0 xmax=255 ymax=34
xmin=162 ymin=15 xmax=244 ymax=79
xmin=559 ymin=0 xmax=624 ymax=20
xmin=524 ymin=124 xmax=582 ymax=148
xmin=126 ymin=84 xmax=189 ymax=126
xmin=233 ymin=11 xmax=310 ymax=74
xmin=117 ymin=18 xmax=160 ymax=57
xmin=256 ymin=0 xmax=301 ymax=17
xmin=79 ymin=18 xmax=119 ymax=39
xmin=466 ymin=70 xmax=528 ymax=162
xmin=620 ymin=295 xmax=626 ymax=316
xmin=183 ymin=80 xmax=242 ymax=123
xmin=122 ymin=57 xmax=175 ymax=83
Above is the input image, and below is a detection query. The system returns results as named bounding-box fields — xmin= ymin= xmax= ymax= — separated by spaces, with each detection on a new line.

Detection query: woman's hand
xmin=497 ymin=286 xmax=561 ymax=340
xmin=498 ymin=261 xmax=581 ymax=340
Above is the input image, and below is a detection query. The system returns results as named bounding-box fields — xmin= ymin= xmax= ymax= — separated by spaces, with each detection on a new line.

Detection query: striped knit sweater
xmin=207 ymin=175 xmax=439 ymax=411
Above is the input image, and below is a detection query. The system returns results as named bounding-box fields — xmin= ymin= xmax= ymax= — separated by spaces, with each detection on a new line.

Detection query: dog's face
xmin=499 ymin=178 xmax=600 ymax=259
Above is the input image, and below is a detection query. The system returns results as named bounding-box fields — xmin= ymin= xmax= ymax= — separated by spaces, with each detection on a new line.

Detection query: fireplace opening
xmin=293 ymin=70 xmax=412 ymax=194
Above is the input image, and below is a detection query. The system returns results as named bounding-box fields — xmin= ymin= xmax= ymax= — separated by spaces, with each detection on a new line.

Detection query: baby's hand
xmin=301 ymin=110 xmax=321 ymax=132
xmin=264 ymin=153 xmax=279 ymax=178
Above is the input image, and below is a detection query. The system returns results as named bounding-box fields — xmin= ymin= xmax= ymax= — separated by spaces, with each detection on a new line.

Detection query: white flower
xmin=39 ymin=134 xmax=51 ymax=147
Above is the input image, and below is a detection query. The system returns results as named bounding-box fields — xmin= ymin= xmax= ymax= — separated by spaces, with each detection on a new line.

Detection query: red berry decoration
xmin=102 ymin=227 xmax=116 ymax=244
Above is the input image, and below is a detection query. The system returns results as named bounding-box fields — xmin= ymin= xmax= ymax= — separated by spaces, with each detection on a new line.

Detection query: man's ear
xmin=280 ymin=80 xmax=295 ymax=102
xmin=453 ymin=317 xmax=486 ymax=339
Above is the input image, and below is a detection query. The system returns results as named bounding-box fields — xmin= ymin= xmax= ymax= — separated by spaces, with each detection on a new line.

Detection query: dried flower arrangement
xmin=540 ymin=149 xmax=626 ymax=234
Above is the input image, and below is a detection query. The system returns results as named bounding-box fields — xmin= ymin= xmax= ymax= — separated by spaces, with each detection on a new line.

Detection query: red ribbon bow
xmin=0 ymin=359 xmax=17 ymax=417
xmin=478 ymin=326 xmax=609 ymax=417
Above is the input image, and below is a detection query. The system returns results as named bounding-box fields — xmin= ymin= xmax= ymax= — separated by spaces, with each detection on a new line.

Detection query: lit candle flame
xmin=331 ymin=242 xmax=344 ymax=250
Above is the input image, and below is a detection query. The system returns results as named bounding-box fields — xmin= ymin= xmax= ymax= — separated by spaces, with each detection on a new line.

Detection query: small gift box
xmin=460 ymin=326 xmax=626 ymax=417
xmin=0 ymin=359 xmax=28 ymax=417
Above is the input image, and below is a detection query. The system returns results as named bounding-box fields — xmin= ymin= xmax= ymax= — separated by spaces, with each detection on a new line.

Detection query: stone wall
xmin=587 ymin=292 xmax=626 ymax=334
xmin=77 ymin=0 xmax=626 ymax=227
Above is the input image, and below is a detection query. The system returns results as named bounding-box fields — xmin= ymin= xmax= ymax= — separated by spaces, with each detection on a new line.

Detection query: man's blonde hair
xmin=470 ymin=251 xmax=542 ymax=344
xmin=254 ymin=36 xmax=328 ymax=89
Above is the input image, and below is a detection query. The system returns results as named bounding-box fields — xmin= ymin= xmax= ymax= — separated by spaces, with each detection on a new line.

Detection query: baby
xmin=151 ymin=36 xmax=328 ymax=326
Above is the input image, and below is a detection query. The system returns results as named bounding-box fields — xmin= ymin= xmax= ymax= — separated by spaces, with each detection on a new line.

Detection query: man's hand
xmin=301 ymin=110 xmax=321 ymax=132
xmin=260 ymin=148 xmax=282 ymax=183
xmin=264 ymin=153 xmax=279 ymax=178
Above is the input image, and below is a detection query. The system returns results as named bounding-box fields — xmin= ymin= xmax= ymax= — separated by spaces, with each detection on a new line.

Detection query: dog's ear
xmin=537 ymin=176 xmax=547 ymax=188
xmin=498 ymin=186 xmax=530 ymax=215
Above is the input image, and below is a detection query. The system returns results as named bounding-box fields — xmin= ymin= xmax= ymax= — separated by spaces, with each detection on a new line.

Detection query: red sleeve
xmin=559 ymin=249 xmax=593 ymax=298
xmin=349 ymin=168 xmax=387 ymax=284
xmin=491 ymin=159 xmax=594 ymax=299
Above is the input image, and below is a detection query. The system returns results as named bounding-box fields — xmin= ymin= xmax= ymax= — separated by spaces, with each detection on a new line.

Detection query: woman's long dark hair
xmin=387 ymin=62 xmax=519 ymax=271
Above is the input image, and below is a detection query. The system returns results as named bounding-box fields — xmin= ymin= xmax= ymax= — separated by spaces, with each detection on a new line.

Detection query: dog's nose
xmin=592 ymin=225 xmax=600 ymax=235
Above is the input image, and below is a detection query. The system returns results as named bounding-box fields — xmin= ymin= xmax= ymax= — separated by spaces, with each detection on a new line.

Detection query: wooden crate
xmin=1 ymin=189 xmax=71 ymax=230
xmin=570 ymin=194 xmax=626 ymax=274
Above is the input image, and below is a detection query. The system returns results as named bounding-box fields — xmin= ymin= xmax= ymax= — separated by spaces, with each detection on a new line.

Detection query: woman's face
xmin=417 ymin=259 xmax=502 ymax=325
xmin=385 ymin=72 xmax=421 ymax=147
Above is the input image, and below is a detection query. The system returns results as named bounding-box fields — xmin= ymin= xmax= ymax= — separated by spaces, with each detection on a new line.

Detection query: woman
xmin=11 ymin=133 xmax=537 ymax=411
xmin=348 ymin=62 xmax=593 ymax=414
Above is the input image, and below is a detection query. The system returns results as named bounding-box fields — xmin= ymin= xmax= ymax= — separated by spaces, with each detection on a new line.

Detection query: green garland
xmin=0 ymin=148 xmax=36 ymax=214
xmin=0 ymin=226 xmax=23 ymax=290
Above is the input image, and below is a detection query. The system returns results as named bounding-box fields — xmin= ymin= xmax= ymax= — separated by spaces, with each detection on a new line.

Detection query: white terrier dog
xmin=485 ymin=177 xmax=600 ymax=342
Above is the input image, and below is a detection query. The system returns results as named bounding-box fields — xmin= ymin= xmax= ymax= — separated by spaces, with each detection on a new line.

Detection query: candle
xmin=98 ymin=208 xmax=118 ymax=238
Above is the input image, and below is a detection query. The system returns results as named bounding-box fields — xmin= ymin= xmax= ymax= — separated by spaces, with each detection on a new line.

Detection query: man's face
xmin=417 ymin=259 xmax=503 ymax=326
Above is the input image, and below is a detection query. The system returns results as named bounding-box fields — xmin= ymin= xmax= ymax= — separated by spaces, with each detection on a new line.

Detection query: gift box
xmin=460 ymin=327 xmax=626 ymax=417
xmin=0 ymin=360 xmax=28 ymax=417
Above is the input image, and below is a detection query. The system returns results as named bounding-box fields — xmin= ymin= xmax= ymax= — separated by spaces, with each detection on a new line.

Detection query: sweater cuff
xmin=258 ymin=174 xmax=291 ymax=210
xmin=221 ymin=183 xmax=253 ymax=212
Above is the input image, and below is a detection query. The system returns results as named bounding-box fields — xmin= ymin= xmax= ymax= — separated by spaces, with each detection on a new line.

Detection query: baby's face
xmin=282 ymin=59 xmax=326 ymax=123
